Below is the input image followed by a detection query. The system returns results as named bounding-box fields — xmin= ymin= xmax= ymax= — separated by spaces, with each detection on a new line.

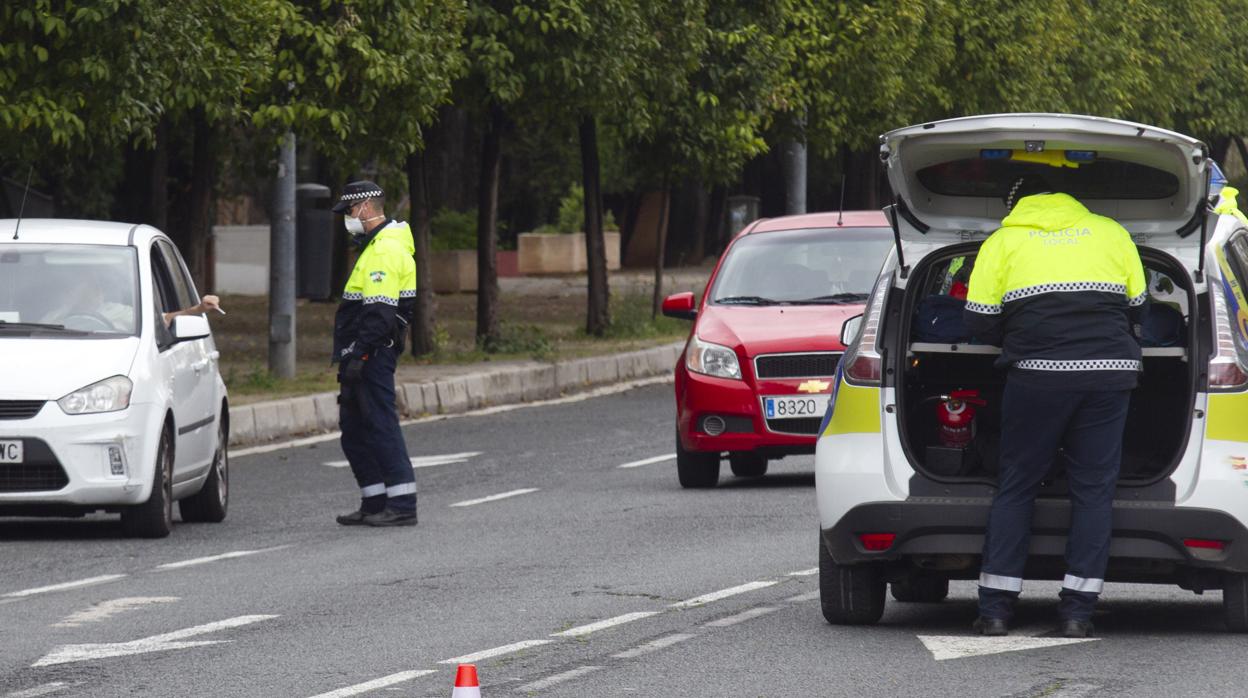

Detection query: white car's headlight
xmin=686 ymin=336 xmax=742 ymax=380
xmin=58 ymin=376 xmax=133 ymax=415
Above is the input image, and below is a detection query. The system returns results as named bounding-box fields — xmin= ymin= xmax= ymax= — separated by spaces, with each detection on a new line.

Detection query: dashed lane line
xmin=704 ymin=606 xmax=779 ymax=628
xmin=305 ymin=670 xmax=436 ymax=698
xmin=616 ymin=454 xmax=675 ymax=469
xmin=788 ymin=567 xmax=818 ymax=576
xmin=4 ymin=683 xmax=72 ymax=697
xmin=552 ymin=612 xmax=661 ymax=638
xmin=156 ymin=546 xmax=289 ymax=571
xmin=669 ymin=580 xmax=778 ymax=609
xmin=515 ymin=666 xmax=603 ymax=693
xmin=323 ymin=452 xmax=482 ymax=469
xmin=3 ymin=574 xmax=127 ymax=599
xmin=53 ymin=597 xmax=179 ymax=628
xmin=232 ymin=376 xmax=671 ymax=459
xmin=784 ymin=591 xmax=820 ymax=603
xmin=440 ymin=639 xmax=553 ymax=665
xmin=450 ymin=488 xmax=539 ymax=508
xmin=611 ymin=633 xmax=695 ymax=659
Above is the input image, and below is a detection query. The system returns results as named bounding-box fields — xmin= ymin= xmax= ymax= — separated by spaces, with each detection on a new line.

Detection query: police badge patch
xmin=370 ymin=271 xmax=386 ymax=283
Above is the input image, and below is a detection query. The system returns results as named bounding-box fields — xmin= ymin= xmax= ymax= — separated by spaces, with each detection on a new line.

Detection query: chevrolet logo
xmin=796 ymin=380 xmax=831 ymax=394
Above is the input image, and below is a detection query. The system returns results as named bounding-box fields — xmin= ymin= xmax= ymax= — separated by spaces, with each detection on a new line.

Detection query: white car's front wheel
xmin=121 ymin=428 xmax=173 ymax=539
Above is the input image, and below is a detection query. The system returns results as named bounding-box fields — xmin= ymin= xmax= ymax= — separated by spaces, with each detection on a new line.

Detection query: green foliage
xmin=553 ymin=183 xmax=616 ymax=233
xmin=479 ymin=323 xmax=552 ymax=358
xmin=593 ymin=293 xmax=685 ymax=340
xmin=430 ymin=208 xmax=478 ymax=251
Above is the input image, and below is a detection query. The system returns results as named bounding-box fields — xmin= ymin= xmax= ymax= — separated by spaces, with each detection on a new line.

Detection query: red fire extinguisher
xmin=936 ymin=389 xmax=987 ymax=448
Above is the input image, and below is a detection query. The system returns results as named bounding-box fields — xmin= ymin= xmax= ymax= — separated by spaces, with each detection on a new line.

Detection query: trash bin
xmin=724 ymin=194 xmax=760 ymax=239
xmin=296 ymin=183 xmax=334 ymax=300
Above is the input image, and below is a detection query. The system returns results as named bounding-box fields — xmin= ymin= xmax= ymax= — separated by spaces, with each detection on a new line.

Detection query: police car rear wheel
xmin=819 ymin=534 xmax=885 ymax=625
xmin=121 ymin=428 xmax=173 ymax=539
xmin=1223 ymin=573 xmax=1248 ymax=633
xmin=180 ymin=416 xmax=229 ymax=523
xmin=676 ymin=429 xmax=719 ymax=488
xmin=890 ymin=574 xmax=949 ymax=603
xmin=729 ymin=454 xmax=768 ymax=478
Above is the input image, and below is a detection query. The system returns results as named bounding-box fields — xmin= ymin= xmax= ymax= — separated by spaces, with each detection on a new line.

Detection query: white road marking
xmin=53 ymin=597 xmax=179 ymax=628
xmin=788 ymin=568 xmax=818 ymax=576
xmin=3 ymin=574 xmax=126 ymax=599
xmin=305 ymin=670 xmax=436 ymax=698
xmin=32 ymin=614 xmax=278 ymax=667
xmin=784 ymin=591 xmax=820 ymax=603
xmin=670 ymin=580 xmax=777 ymax=609
xmin=1047 ymin=683 xmax=1103 ymax=698
xmin=917 ymin=624 xmax=1098 ymax=661
xmin=439 ymin=639 xmax=552 ymax=665
xmin=450 ymin=488 xmax=539 ymax=508
xmin=611 ymin=633 xmax=695 ymax=659
xmin=323 ymin=452 xmax=482 ymax=469
xmin=516 ymin=666 xmax=603 ymax=693
xmin=552 ymin=611 xmax=661 ymax=638
xmin=156 ymin=546 xmax=288 ymax=570
xmin=233 ymin=376 xmax=671 ymax=458
xmin=705 ymin=606 xmax=779 ymax=627
xmin=5 ymin=683 xmax=71 ymax=697
xmin=616 ymin=454 xmax=675 ymax=469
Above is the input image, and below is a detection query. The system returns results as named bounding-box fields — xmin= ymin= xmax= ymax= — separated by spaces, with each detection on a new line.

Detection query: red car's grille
xmin=765 ymin=417 xmax=823 ymax=435
xmin=0 ymin=401 xmax=44 ymax=420
xmin=755 ymin=353 xmax=840 ymax=379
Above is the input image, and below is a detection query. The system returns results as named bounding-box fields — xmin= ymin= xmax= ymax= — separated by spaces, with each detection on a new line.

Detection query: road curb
xmin=227 ymin=341 xmax=684 ymax=448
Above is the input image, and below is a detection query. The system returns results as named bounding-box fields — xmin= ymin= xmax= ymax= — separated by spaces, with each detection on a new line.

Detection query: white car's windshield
xmin=0 ymin=244 xmax=139 ymax=336
xmin=711 ymin=227 xmax=892 ymax=305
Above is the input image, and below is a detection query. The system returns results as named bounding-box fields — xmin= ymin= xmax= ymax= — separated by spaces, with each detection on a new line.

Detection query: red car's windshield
xmin=710 ymin=227 xmax=892 ymax=305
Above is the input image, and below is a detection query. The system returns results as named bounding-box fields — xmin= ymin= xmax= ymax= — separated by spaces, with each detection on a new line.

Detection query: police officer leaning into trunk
xmin=331 ymin=180 xmax=418 ymax=527
xmin=964 ymin=174 xmax=1147 ymax=638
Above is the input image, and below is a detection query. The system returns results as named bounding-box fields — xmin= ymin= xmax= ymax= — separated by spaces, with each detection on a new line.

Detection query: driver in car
xmin=41 ymin=267 xmax=222 ymax=331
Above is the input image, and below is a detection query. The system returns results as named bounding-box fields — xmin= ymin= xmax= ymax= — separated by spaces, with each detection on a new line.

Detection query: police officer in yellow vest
xmin=331 ymin=181 xmax=418 ymax=527
xmin=964 ymin=174 xmax=1146 ymax=638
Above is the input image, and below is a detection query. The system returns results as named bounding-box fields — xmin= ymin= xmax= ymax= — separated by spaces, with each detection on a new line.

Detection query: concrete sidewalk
xmin=228 ymin=341 xmax=683 ymax=447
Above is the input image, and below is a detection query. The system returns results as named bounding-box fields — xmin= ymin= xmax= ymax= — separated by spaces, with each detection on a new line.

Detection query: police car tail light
xmin=1208 ymin=280 xmax=1248 ymax=390
xmin=843 ymin=268 xmax=889 ymax=386
xmin=1183 ymin=538 xmax=1226 ymax=551
xmin=859 ymin=533 xmax=896 ymax=551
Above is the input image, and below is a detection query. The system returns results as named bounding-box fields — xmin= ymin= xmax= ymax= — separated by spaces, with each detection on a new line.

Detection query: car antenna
xmin=12 ymin=166 xmax=32 ymax=241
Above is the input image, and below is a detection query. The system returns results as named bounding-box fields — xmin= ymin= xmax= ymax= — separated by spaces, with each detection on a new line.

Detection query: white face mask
xmin=345 ymin=216 xmax=365 ymax=234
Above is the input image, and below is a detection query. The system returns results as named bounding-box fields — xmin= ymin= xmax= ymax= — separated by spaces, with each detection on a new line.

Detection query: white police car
xmin=0 ymin=219 xmax=229 ymax=537
xmin=817 ymin=113 xmax=1248 ymax=631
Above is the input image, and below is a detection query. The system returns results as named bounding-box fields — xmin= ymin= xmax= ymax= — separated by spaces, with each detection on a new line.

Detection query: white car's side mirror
xmin=172 ymin=314 xmax=210 ymax=342
xmin=840 ymin=315 xmax=863 ymax=346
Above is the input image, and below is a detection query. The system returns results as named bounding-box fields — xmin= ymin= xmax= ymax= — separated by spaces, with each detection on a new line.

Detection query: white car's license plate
xmin=763 ymin=395 xmax=829 ymax=420
xmin=0 ymin=440 xmax=23 ymax=464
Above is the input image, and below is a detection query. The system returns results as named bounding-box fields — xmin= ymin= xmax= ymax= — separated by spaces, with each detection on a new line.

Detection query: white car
xmin=0 ymin=219 xmax=229 ymax=537
xmin=817 ymin=113 xmax=1248 ymax=631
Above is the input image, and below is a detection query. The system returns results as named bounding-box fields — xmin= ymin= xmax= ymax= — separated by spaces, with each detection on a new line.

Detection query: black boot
xmin=364 ymin=507 xmax=417 ymax=527
xmin=1059 ymin=619 xmax=1094 ymax=638
xmin=972 ymin=616 xmax=1009 ymax=636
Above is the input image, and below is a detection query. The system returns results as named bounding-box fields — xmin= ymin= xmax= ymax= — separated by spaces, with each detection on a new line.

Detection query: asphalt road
xmin=0 ymin=382 xmax=1243 ymax=697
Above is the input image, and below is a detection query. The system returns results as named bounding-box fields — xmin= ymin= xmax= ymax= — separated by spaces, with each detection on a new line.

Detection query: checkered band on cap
xmin=342 ymin=189 xmax=382 ymax=201
xmin=1015 ymin=358 xmax=1142 ymax=371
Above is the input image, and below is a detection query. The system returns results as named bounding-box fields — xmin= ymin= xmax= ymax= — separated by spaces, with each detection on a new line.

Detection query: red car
xmin=662 ymin=211 xmax=894 ymax=488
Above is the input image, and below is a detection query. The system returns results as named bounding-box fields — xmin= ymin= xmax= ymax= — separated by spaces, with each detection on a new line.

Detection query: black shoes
xmin=972 ymin=616 xmax=1009 ymax=636
xmin=364 ymin=508 xmax=417 ymax=527
xmin=335 ymin=509 xmax=373 ymax=526
xmin=1059 ymin=619 xmax=1094 ymax=638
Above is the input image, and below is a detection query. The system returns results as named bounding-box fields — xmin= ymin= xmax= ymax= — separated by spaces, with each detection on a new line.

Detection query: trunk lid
xmin=880 ymin=113 xmax=1210 ymax=248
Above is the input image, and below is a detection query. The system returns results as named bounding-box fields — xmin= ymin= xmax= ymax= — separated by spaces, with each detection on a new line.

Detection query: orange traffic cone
xmin=451 ymin=664 xmax=481 ymax=697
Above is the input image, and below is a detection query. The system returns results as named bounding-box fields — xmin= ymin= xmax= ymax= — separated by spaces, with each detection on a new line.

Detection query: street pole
xmin=269 ymin=131 xmax=297 ymax=379
xmin=783 ymin=138 xmax=808 ymax=215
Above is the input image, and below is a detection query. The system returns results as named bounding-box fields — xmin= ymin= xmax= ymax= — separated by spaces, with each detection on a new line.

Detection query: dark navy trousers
xmin=978 ymin=380 xmax=1131 ymax=621
xmin=339 ymin=346 xmax=416 ymax=513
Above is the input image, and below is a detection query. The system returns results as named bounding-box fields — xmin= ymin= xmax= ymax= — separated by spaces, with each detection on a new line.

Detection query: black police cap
xmin=332 ymin=180 xmax=385 ymax=213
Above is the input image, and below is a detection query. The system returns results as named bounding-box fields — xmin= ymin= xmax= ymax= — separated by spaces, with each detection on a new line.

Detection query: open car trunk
xmin=895 ymin=245 xmax=1199 ymax=492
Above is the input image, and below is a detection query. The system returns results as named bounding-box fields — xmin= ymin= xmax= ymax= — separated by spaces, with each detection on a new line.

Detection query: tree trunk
xmin=1233 ymin=136 xmax=1248 ymax=180
xmin=476 ymin=104 xmax=504 ymax=348
xmin=651 ymin=185 xmax=672 ymax=319
xmin=147 ymin=118 xmax=169 ymax=232
xmin=580 ymin=115 xmax=610 ymax=336
xmin=706 ymin=184 xmax=727 ymax=256
xmin=689 ymin=180 xmax=709 ymax=264
xmin=185 ymin=110 xmax=215 ymax=290
xmin=407 ymin=150 xmax=436 ymax=356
